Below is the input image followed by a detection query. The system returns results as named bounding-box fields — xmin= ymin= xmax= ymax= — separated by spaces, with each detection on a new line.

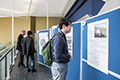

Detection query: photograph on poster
xmin=40 ymin=38 xmax=46 ymax=47
xmin=94 ymin=22 xmax=107 ymax=38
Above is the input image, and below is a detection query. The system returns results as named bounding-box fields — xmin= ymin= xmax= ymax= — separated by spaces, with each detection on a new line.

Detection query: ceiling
xmin=0 ymin=0 xmax=75 ymax=18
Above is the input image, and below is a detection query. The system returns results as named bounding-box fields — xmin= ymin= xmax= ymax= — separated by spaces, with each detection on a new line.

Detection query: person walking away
xmin=21 ymin=31 xmax=37 ymax=72
xmin=16 ymin=30 xmax=26 ymax=68
xmin=51 ymin=18 xmax=73 ymax=80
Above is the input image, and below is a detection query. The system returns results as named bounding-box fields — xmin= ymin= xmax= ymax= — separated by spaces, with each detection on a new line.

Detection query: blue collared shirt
xmin=51 ymin=30 xmax=70 ymax=63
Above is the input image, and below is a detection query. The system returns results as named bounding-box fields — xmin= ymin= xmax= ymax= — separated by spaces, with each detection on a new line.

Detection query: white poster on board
xmin=87 ymin=19 xmax=109 ymax=74
xmin=39 ymin=32 xmax=48 ymax=55
xmin=66 ymin=27 xmax=73 ymax=54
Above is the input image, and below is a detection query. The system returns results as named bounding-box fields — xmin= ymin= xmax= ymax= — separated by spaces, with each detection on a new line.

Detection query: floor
xmin=10 ymin=54 xmax=52 ymax=80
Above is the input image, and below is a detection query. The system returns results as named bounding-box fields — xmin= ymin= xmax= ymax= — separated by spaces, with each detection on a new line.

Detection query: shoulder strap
xmin=52 ymin=33 xmax=65 ymax=46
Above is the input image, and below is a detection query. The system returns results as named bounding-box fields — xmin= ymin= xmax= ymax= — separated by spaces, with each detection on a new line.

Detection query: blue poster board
xmin=82 ymin=7 xmax=120 ymax=80
xmin=37 ymin=30 xmax=49 ymax=65
xmin=66 ymin=22 xmax=81 ymax=80
xmin=50 ymin=23 xmax=81 ymax=80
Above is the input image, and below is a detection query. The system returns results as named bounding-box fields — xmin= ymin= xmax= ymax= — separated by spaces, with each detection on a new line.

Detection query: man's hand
xmin=34 ymin=53 xmax=36 ymax=56
xmin=68 ymin=52 xmax=73 ymax=58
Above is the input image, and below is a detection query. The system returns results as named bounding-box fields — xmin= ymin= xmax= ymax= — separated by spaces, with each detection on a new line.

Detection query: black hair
xmin=69 ymin=20 xmax=72 ymax=24
xmin=59 ymin=18 xmax=71 ymax=29
xmin=27 ymin=31 xmax=32 ymax=36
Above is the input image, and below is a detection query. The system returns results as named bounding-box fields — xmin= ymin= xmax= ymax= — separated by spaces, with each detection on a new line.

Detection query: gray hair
xmin=21 ymin=30 xmax=26 ymax=33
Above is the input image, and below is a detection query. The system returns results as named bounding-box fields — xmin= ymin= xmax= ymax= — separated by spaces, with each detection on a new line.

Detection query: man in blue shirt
xmin=51 ymin=18 xmax=73 ymax=80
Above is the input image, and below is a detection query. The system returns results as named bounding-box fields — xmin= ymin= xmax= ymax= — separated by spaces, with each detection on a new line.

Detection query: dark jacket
xmin=21 ymin=36 xmax=36 ymax=55
xmin=51 ymin=30 xmax=70 ymax=63
xmin=16 ymin=34 xmax=24 ymax=51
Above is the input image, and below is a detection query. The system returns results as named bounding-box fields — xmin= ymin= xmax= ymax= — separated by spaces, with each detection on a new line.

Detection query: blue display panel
xmin=82 ymin=8 xmax=120 ymax=80
xmin=66 ymin=22 xmax=81 ymax=80
xmin=50 ymin=23 xmax=81 ymax=80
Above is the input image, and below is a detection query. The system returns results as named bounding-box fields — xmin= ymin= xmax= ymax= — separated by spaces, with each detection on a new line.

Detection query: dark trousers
xmin=18 ymin=51 xmax=24 ymax=65
xmin=25 ymin=55 xmax=35 ymax=70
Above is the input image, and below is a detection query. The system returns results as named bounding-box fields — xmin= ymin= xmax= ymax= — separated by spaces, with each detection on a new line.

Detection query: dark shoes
xmin=18 ymin=64 xmax=20 ymax=67
xmin=31 ymin=69 xmax=37 ymax=73
xmin=18 ymin=64 xmax=26 ymax=68
xmin=27 ymin=69 xmax=37 ymax=72
xmin=21 ymin=64 xmax=26 ymax=68
xmin=27 ymin=69 xmax=31 ymax=72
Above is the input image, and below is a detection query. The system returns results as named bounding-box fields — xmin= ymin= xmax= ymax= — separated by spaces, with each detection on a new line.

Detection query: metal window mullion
xmin=14 ymin=47 xmax=16 ymax=57
xmin=11 ymin=49 xmax=13 ymax=64
xmin=5 ymin=56 xmax=7 ymax=78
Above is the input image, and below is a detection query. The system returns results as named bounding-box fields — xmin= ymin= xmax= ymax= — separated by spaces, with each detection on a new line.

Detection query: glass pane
xmin=7 ymin=51 xmax=11 ymax=77
xmin=14 ymin=47 xmax=16 ymax=57
xmin=0 ymin=42 xmax=17 ymax=80
xmin=0 ymin=58 xmax=5 ymax=80
xmin=13 ymin=48 xmax=14 ymax=58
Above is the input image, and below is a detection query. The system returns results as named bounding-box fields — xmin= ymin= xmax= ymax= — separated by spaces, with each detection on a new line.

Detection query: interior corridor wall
xmin=0 ymin=17 xmax=12 ymax=45
xmin=36 ymin=17 xmax=62 ymax=32
xmin=0 ymin=16 xmax=31 ymax=45
xmin=30 ymin=16 xmax=36 ymax=39
xmin=14 ymin=16 xmax=31 ymax=41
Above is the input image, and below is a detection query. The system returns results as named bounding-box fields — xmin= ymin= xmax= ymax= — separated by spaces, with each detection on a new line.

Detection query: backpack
xmin=41 ymin=33 xmax=65 ymax=66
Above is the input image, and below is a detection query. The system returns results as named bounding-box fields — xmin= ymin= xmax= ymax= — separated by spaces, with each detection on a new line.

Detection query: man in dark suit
xmin=16 ymin=30 xmax=26 ymax=67
xmin=21 ymin=31 xmax=37 ymax=72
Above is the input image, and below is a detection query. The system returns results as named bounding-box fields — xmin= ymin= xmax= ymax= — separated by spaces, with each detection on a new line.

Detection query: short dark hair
xmin=27 ymin=31 xmax=32 ymax=36
xmin=69 ymin=20 xmax=72 ymax=24
xmin=59 ymin=18 xmax=71 ymax=29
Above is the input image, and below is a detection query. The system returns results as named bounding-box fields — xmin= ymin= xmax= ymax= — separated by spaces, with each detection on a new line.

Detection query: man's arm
xmin=18 ymin=35 xmax=23 ymax=45
xmin=17 ymin=35 xmax=23 ymax=51
xmin=31 ymin=38 xmax=36 ymax=54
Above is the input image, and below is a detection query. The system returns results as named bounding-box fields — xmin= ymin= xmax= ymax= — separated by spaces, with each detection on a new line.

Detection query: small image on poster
xmin=66 ymin=27 xmax=73 ymax=54
xmin=40 ymin=38 xmax=46 ymax=47
xmin=94 ymin=22 xmax=107 ymax=38
xmin=39 ymin=32 xmax=48 ymax=55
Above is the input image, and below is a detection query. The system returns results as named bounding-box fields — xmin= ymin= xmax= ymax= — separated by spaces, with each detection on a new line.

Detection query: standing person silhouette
xmin=16 ymin=30 xmax=26 ymax=68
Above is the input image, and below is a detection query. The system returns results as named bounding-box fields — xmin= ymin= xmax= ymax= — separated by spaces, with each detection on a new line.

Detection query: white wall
xmin=62 ymin=0 xmax=76 ymax=17
xmin=99 ymin=0 xmax=120 ymax=14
